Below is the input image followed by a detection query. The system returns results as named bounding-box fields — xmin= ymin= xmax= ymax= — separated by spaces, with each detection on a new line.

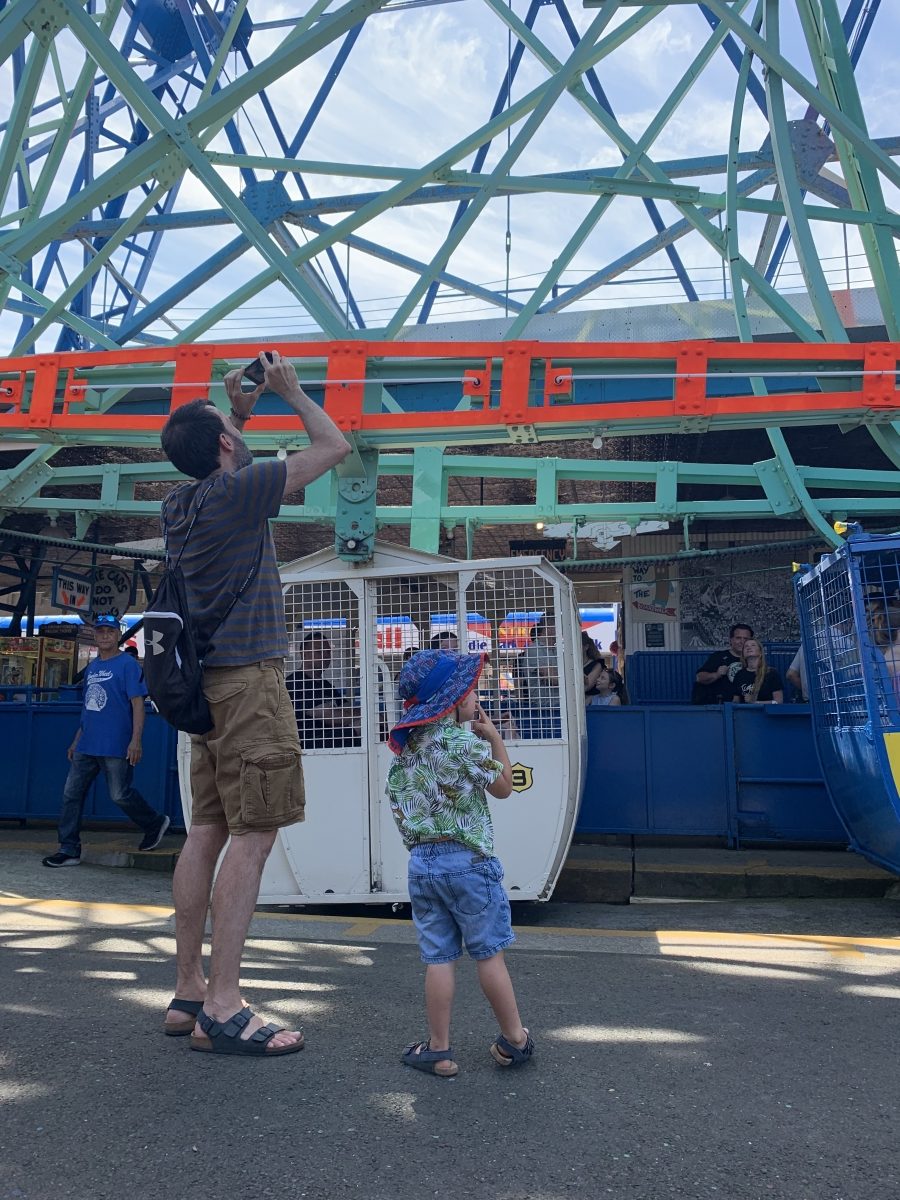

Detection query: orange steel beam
xmin=0 ymin=339 xmax=898 ymax=441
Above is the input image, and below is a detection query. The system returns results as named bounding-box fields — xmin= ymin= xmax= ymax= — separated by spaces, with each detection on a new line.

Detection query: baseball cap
xmin=93 ymin=613 xmax=120 ymax=629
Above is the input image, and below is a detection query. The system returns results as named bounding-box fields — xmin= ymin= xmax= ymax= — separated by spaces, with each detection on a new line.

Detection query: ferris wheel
xmin=0 ymin=0 xmax=895 ymax=355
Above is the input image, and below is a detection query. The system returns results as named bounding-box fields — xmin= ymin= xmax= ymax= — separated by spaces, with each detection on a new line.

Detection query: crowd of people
xmin=690 ymin=598 xmax=900 ymax=711
xmin=279 ymin=613 xmax=623 ymax=750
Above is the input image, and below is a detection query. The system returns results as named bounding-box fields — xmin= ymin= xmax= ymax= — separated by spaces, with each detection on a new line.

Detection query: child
xmin=589 ymin=666 xmax=622 ymax=707
xmin=386 ymin=649 xmax=535 ymax=1078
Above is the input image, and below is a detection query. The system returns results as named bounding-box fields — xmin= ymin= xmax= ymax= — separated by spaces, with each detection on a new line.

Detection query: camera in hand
xmin=243 ymin=351 xmax=275 ymax=386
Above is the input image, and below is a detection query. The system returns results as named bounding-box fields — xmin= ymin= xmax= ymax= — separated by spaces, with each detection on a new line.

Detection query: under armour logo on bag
xmin=147 ymin=630 xmax=166 ymax=655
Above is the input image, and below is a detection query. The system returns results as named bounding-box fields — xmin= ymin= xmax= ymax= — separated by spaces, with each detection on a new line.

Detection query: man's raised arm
xmin=226 ymin=350 xmax=350 ymax=494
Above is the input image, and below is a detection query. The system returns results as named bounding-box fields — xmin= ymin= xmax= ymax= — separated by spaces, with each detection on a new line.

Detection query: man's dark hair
xmin=161 ymin=399 xmax=224 ymax=480
xmin=729 ymin=623 xmax=754 ymax=639
xmin=429 ymin=631 xmax=457 ymax=649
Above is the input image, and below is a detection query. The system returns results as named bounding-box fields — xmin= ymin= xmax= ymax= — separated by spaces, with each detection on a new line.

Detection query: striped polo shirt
xmin=162 ymin=458 xmax=289 ymax=667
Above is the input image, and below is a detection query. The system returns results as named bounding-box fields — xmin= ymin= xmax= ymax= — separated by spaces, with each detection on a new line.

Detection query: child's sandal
xmin=402 ymin=1039 xmax=458 ymax=1077
xmin=490 ymin=1028 xmax=535 ymax=1067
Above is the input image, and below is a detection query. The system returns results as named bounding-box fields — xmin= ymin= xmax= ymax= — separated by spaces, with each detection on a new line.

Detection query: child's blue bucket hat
xmin=388 ymin=649 xmax=484 ymax=754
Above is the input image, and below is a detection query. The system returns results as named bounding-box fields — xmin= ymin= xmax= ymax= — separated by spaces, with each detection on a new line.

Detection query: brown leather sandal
xmin=190 ymin=1006 xmax=304 ymax=1056
xmin=163 ymin=998 xmax=204 ymax=1037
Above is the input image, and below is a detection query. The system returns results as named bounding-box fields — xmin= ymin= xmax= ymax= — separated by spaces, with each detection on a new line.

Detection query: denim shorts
xmin=407 ymin=841 xmax=515 ymax=964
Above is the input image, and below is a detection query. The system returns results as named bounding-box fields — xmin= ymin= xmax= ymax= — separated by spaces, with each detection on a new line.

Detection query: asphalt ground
xmin=3 ymin=852 xmax=900 ymax=1200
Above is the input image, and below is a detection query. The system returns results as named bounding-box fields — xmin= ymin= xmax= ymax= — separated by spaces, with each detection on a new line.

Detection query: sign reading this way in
xmin=51 ymin=568 xmax=92 ymax=613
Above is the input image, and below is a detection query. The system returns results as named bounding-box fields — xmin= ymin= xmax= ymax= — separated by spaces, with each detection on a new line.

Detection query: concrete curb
xmin=5 ymin=831 xmax=897 ymax=900
xmin=81 ymin=847 xmax=182 ymax=873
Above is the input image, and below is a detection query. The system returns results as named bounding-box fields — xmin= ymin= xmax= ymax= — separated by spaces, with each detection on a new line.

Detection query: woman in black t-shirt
xmin=729 ymin=639 xmax=783 ymax=704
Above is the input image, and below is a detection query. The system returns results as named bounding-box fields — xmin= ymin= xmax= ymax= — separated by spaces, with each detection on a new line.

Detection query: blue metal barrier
xmin=626 ymin=647 xmax=801 ymax=705
xmin=578 ymin=703 xmax=846 ymax=846
xmin=0 ymin=696 xmax=182 ymax=827
xmin=1 ymin=692 xmax=843 ymax=848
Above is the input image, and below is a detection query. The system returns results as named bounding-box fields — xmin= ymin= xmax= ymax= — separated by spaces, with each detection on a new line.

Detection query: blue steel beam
xmin=384 ymin=4 xmax=639 ymax=337
xmin=29 ymin=130 xmax=899 ymax=240
xmin=699 ymin=2 xmax=768 ymax=115
xmin=11 ymin=0 xmax=357 ymax=346
xmin=553 ymin=0 xmax=698 ymax=304
xmin=763 ymin=0 xmax=881 ymax=284
xmin=1 ymin=0 xmax=391 ymax=347
xmin=256 ymin=24 xmax=367 ymax=329
xmin=417 ymin=0 xmax=544 ymax=325
xmin=480 ymin=0 xmax=814 ymax=338
xmin=31 ymin=6 xmax=206 ymax=347
xmin=504 ymin=4 xmax=745 ymax=336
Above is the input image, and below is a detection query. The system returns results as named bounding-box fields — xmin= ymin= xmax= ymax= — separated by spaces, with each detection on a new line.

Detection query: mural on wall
xmin=678 ymin=551 xmax=806 ymax=650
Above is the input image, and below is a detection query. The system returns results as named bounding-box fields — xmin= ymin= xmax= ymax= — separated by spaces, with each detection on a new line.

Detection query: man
xmin=692 ymin=623 xmax=753 ymax=704
xmin=786 ymin=645 xmax=808 ymax=702
xmin=42 ymin=613 xmax=169 ymax=867
xmin=159 ymin=350 xmax=349 ymax=1057
xmin=430 ymin=631 xmax=459 ymax=650
xmin=516 ymin=615 xmax=561 ymax=738
xmin=287 ymin=631 xmax=360 ymax=749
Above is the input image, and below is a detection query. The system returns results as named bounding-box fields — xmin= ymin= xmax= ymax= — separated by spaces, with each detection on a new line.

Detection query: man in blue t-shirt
xmin=42 ymin=614 xmax=170 ymax=867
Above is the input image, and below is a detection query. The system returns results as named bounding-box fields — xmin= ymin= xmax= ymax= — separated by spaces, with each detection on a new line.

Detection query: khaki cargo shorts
xmin=190 ymin=659 xmax=305 ymax=836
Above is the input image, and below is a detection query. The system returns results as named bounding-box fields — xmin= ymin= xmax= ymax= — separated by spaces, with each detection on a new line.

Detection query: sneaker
xmin=42 ymin=852 xmax=81 ymax=868
xmin=138 ymin=814 xmax=171 ymax=852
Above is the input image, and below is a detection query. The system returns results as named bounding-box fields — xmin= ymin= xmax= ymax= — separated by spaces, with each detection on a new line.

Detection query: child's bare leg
xmin=476 ymin=951 xmax=527 ymax=1047
xmin=422 ymin=961 xmax=456 ymax=1067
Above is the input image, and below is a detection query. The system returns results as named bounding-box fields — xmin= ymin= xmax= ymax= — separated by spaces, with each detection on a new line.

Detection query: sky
xmin=0 ymin=0 xmax=899 ymax=353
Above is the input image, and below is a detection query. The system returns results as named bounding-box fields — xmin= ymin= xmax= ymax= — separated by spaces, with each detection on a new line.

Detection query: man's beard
xmin=232 ymin=433 xmax=253 ymax=470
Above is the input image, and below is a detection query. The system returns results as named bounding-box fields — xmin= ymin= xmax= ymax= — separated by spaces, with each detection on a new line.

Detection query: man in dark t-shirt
xmin=692 ymin=623 xmax=754 ymax=704
xmin=287 ymin=632 xmax=360 ymax=749
xmin=159 ymin=351 xmax=350 ymax=1057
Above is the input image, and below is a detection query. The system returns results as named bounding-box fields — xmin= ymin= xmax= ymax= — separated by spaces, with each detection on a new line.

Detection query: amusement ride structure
xmin=5 ymin=0 xmax=900 ymax=876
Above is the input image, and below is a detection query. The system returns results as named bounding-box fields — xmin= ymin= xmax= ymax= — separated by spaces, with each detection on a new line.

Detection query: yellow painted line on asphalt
xmin=0 ymin=895 xmax=394 ymax=935
xmin=2 ymin=895 xmax=900 ymax=954
xmin=0 ymin=896 xmax=175 ymax=920
xmin=514 ymin=924 xmax=892 ymax=955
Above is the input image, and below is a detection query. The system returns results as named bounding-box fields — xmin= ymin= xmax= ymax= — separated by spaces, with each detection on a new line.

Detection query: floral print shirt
xmin=386 ymin=717 xmax=504 ymax=856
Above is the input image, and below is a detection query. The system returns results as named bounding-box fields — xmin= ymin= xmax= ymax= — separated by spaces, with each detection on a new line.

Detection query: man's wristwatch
xmin=229 ymin=407 xmax=249 ymax=424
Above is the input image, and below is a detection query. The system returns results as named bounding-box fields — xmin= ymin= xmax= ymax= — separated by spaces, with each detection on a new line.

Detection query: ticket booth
xmin=178 ymin=543 xmax=585 ymax=904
